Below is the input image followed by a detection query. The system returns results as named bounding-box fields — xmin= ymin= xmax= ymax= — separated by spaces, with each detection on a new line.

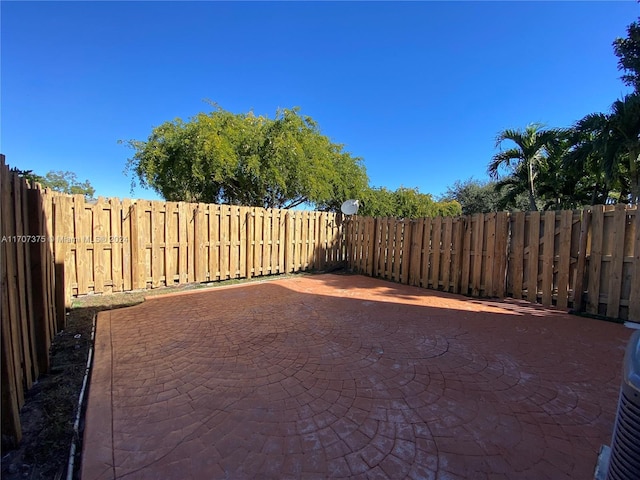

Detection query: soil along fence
xmin=1 ymin=155 xmax=60 ymax=449
xmin=50 ymin=196 xmax=344 ymax=304
xmin=345 ymin=205 xmax=640 ymax=322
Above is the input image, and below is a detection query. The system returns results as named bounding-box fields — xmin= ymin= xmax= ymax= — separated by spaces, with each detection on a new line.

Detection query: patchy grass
xmin=0 ymin=271 xmax=321 ymax=479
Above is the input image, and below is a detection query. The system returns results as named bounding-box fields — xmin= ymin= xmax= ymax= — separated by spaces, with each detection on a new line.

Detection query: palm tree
xmin=488 ymin=124 xmax=559 ymax=211
xmin=608 ymin=93 xmax=640 ymax=203
xmin=564 ymin=114 xmax=617 ymax=205
xmin=569 ymin=93 xmax=640 ymax=204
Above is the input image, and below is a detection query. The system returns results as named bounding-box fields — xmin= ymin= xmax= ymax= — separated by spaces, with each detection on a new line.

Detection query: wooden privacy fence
xmin=1 ymin=155 xmax=59 ymax=449
xmin=51 ymin=196 xmax=344 ymax=304
xmin=345 ymin=205 xmax=640 ymax=322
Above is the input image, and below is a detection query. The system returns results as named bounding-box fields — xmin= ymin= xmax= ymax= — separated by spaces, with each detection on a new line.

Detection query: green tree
xmin=487 ymin=124 xmax=560 ymax=211
xmin=534 ymin=130 xmax=597 ymax=209
xmin=613 ymin=16 xmax=640 ymax=91
xmin=564 ymin=114 xmax=622 ymax=205
xmin=123 ymin=105 xmax=368 ymax=210
xmin=567 ymin=94 xmax=640 ymax=204
xmin=441 ymin=178 xmax=502 ymax=215
xmin=359 ymin=186 xmax=461 ymax=218
xmin=607 ymin=93 xmax=640 ymax=203
xmin=12 ymin=168 xmax=95 ymax=198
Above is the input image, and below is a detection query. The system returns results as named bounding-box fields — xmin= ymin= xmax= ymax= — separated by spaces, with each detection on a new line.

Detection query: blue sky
xmin=1 ymin=1 xmax=637 ymax=202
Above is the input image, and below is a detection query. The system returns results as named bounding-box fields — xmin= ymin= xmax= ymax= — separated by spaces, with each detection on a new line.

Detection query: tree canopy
xmin=124 ymin=106 xmax=368 ymax=210
xmin=359 ymin=186 xmax=461 ymax=218
xmin=13 ymin=169 xmax=95 ymax=198
xmin=614 ymin=17 xmax=640 ymax=91
xmin=441 ymin=179 xmax=503 ymax=215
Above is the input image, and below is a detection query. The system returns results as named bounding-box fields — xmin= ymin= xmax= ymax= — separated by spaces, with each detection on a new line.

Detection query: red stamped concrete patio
xmin=81 ymin=274 xmax=632 ymax=480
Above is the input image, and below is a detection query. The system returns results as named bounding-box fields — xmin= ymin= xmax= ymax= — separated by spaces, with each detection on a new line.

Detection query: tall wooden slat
xmin=471 ymin=214 xmax=484 ymax=297
xmin=494 ymin=212 xmax=509 ymax=298
xmin=92 ymin=198 xmax=106 ymax=293
xmin=373 ymin=218 xmax=382 ymax=277
xmin=254 ymin=209 xmax=263 ymax=276
xmin=484 ymin=213 xmax=496 ymax=296
xmin=164 ymin=202 xmax=175 ymax=285
xmin=110 ymin=198 xmax=123 ymax=291
xmin=1 ymin=163 xmax=22 ymax=443
xmin=279 ymin=210 xmax=287 ymax=272
xmin=302 ymin=211 xmax=314 ymax=269
xmin=409 ymin=219 xmax=423 ymax=286
xmin=541 ymin=211 xmax=556 ymax=306
xmin=1 ymin=168 xmax=22 ymax=443
xmin=606 ymin=204 xmax=627 ymax=318
xmin=387 ymin=218 xmax=394 ymax=279
xmin=151 ymin=202 xmax=163 ymax=287
xmin=573 ymin=208 xmax=591 ymax=313
xmin=556 ymin=210 xmax=573 ymax=309
xmin=55 ymin=195 xmax=74 ymax=315
xmin=364 ymin=217 xmax=374 ymax=275
xmin=290 ymin=212 xmax=298 ymax=272
xmin=4 ymin=170 xmax=25 ymax=409
xmin=284 ymin=211 xmax=293 ymax=273
xmin=246 ymin=210 xmax=254 ymax=279
xmin=177 ymin=202 xmax=188 ymax=284
xmin=349 ymin=217 xmax=357 ymax=270
xmin=378 ymin=218 xmax=388 ymax=279
xmin=353 ymin=217 xmax=362 ymax=272
xmin=129 ymin=202 xmax=144 ymax=289
xmin=238 ymin=207 xmax=247 ymax=278
xmin=265 ymin=209 xmax=273 ymax=274
xmin=274 ymin=208 xmax=281 ymax=272
xmin=208 ymin=204 xmax=219 ymax=281
xmin=510 ymin=212 xmax=525 ymax=298
xmin=41 ymin=190 xmax=56 ymax=339
xmin=26 ymin=188 xmax=51 ymax=374
xmin=441 ymin=218 xmax=452 ymax=292
xmin=451 ymin=218 xmax=464 ymax=294
xmin=231 ymin=206 xmax=240 ymax=278
xmin=319 ymin=213 xmax=328 ymax=271
xmin=193 ymin=203 xmax=205 ymax=282
xmin=311 ymin=212 xmax=319 ymax=269
xmin=121 ymin=199 xmax=133 ymax=291
xmin=12 ymin=175 xmax=34 ymax=388
xmin=74 ymin=196 xmax=88 ymax=294
xmin=362 ymin=217 xmax=370 ymax=273
xmin=390 ymin=220 xmax=400 ymax=282
xmin=461 ymin=216 xmax=472 ymax=295
xmin=292 ymin=212 xmax=302 ymax=272
xmin=219 ymin=205 xmax=229 ymax=279
xmin=629 ymin=209 xmax=640 ymax=321
xmin=400 ymin=220 xmax=411 ymax=284
xmin=587 ymin=205 xmax=604 ymax=314
xmin=431 ymin=217 xmax=442 ymax=289
xmin=526 ymin=212 xmax=541 ymax=303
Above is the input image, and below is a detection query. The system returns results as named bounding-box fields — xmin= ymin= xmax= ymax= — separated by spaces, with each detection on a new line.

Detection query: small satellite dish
xmin=340 ymin=199 xmax=359 ymax=216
